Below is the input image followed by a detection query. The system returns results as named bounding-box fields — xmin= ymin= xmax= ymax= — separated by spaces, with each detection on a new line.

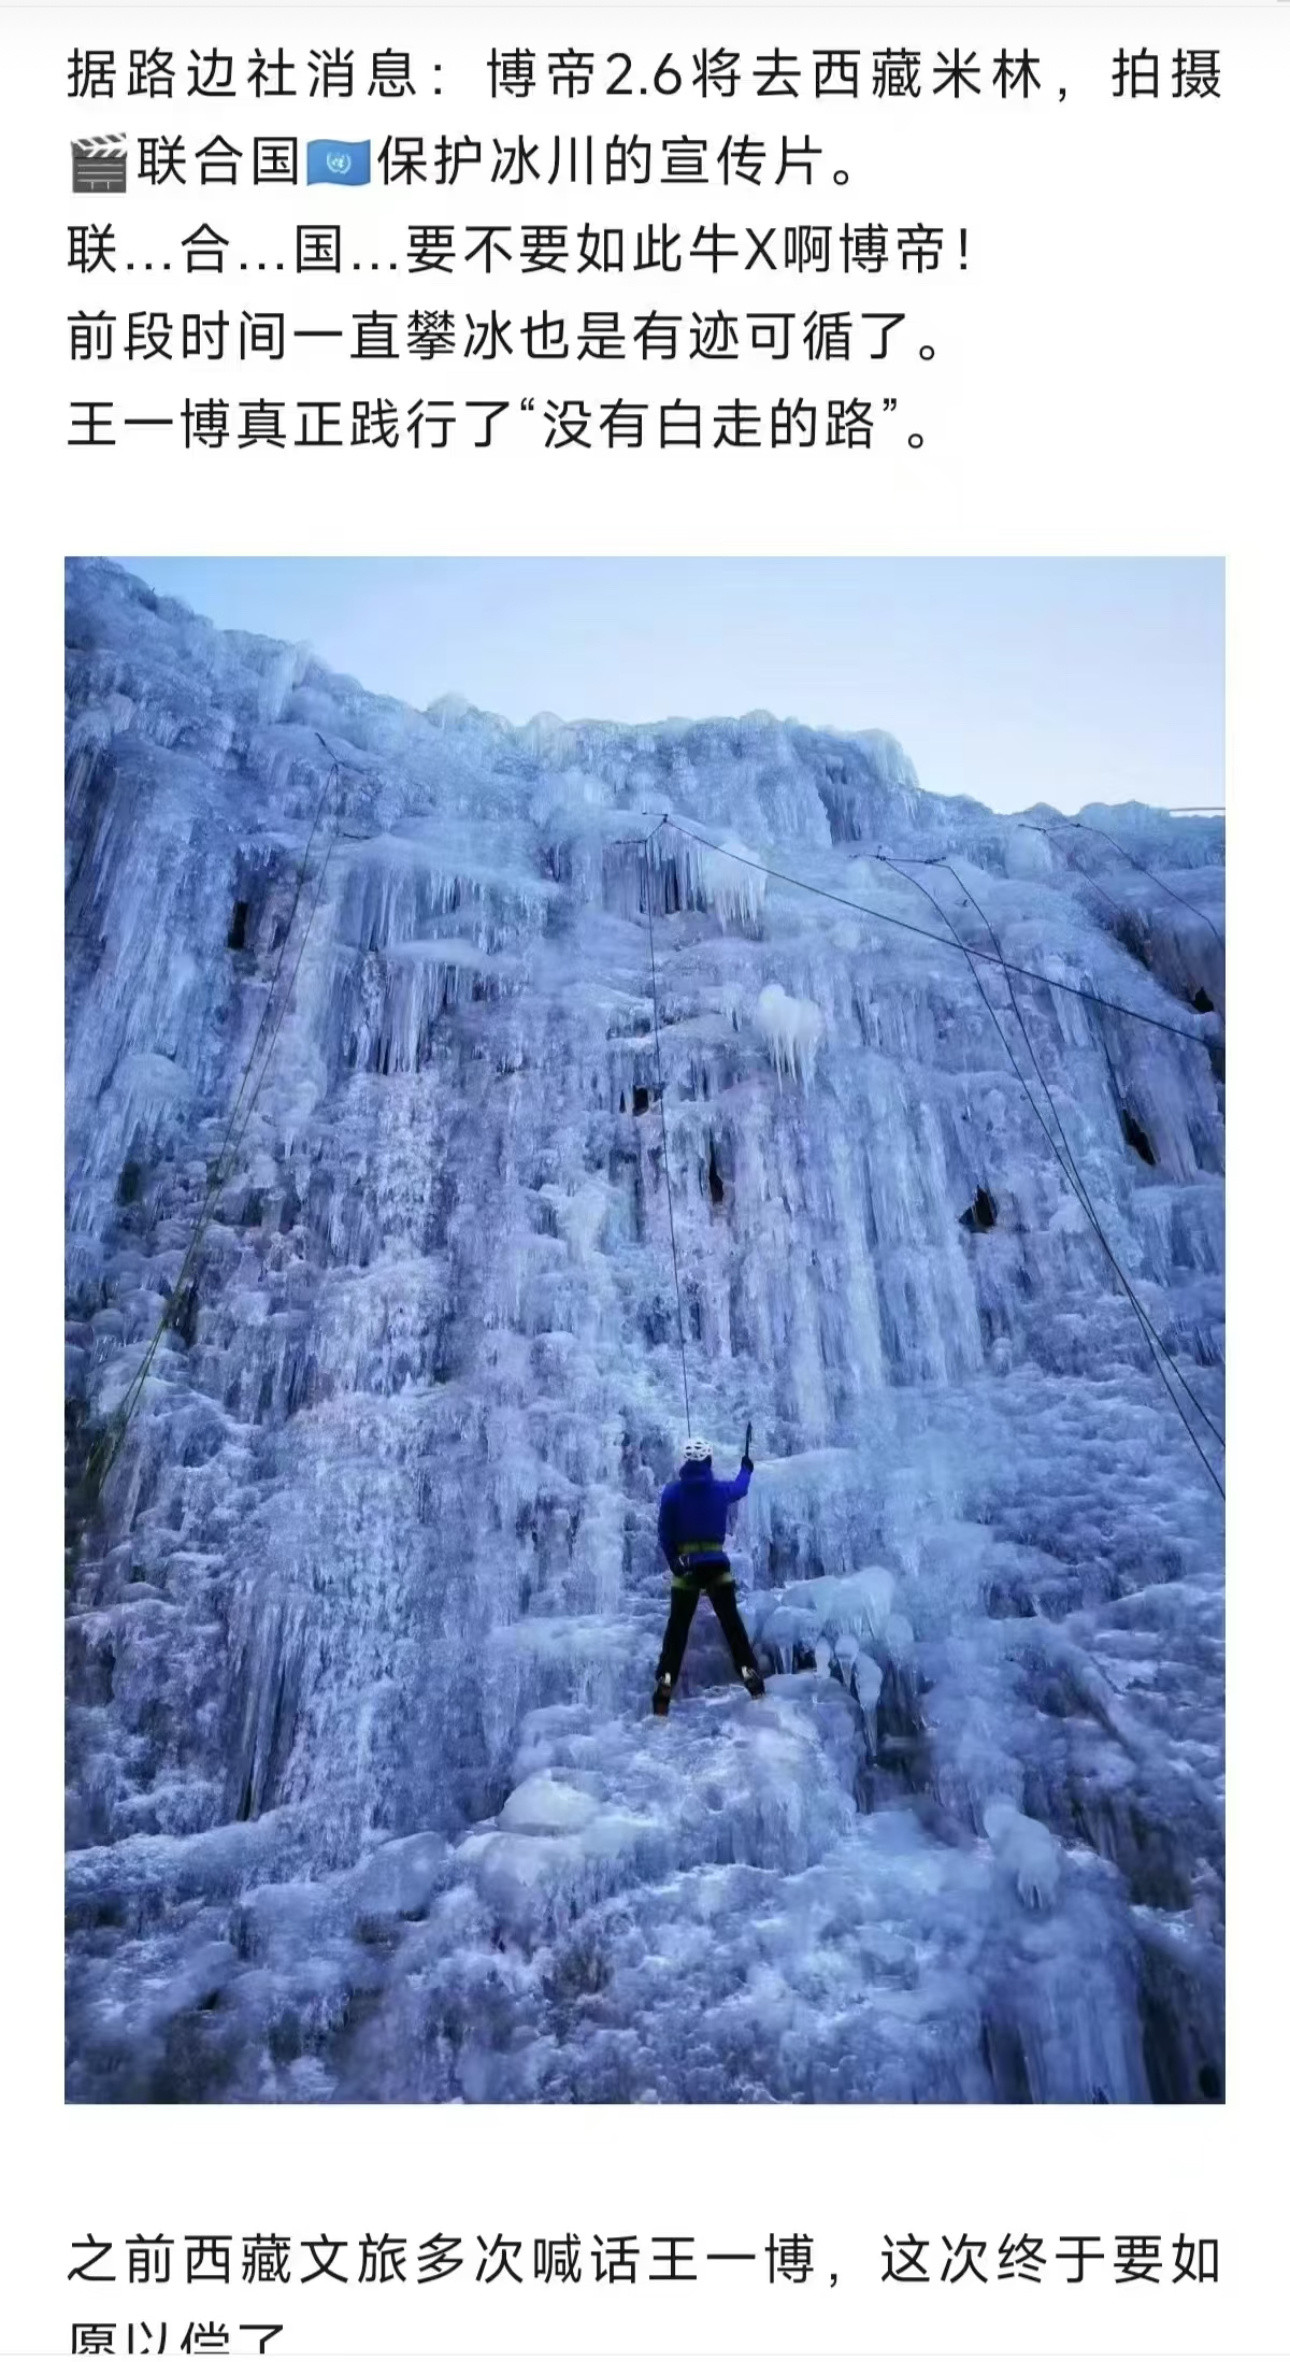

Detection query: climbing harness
xmin=81 ymin=740 xmax=350 ymax=1503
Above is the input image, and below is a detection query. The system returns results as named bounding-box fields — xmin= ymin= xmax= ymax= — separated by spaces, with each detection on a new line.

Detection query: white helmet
xmin=681 ymin=1437 xmax=714 ymax=1464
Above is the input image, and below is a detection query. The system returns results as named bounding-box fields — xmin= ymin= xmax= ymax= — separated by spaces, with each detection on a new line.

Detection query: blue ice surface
xmin=64 ymin=560 xmax=1224 ymax=2102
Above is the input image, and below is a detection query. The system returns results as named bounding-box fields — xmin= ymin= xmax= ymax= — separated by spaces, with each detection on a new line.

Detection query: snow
xmin=498 ymin=1774 xmax=598 ymax=1835
xmin=64 ymin=560 xmax=1224 ymax=2104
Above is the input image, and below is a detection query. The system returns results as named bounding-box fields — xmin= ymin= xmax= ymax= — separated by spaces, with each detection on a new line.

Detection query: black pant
xmin=656 ymin=1560 xmax=757 ymax=1686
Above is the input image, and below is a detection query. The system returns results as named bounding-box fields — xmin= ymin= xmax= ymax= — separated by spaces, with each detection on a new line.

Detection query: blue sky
xmin=116 ymin=557 xmax=1223 ymax=816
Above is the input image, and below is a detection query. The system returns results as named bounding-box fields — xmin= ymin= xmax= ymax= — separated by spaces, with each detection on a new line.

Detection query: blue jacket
xmin=658 ymin=1459 xmax=751 ymax=1571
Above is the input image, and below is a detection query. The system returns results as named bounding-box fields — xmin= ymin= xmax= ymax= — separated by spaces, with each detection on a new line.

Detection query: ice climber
xmin=652 ymin=1435 xmax=766 ymax=1716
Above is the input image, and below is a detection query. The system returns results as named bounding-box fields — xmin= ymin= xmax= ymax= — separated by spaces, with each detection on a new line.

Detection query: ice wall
xmin=65 ymin=561 xmax=1224 ymax=2103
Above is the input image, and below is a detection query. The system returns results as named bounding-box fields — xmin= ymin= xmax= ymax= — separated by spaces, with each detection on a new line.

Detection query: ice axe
xmin=743 ymin=1421 xmax=753 ymax=1464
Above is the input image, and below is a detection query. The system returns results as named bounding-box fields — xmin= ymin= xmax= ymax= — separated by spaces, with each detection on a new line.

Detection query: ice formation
xmin=755 ymin=983 xmax=825 ymax=1084
xmin=64 ymin=561 xmax=1225 ymax=2104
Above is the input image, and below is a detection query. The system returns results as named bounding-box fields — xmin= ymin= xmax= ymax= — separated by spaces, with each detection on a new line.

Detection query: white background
xmin=2 ymin=3 xmax=1285 ymax=2357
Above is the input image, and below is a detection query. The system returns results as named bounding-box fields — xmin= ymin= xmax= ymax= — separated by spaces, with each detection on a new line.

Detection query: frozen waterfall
xmin=64 ymin=561 xmax=1224 ymax=2104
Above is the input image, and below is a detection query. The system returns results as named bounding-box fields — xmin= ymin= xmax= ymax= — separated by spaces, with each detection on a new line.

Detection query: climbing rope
xmin=642 ymin=820 xmax=692 ymax=1436
xmin=629 ymin=812 xmax=1224 ymax=1483
xmin=82 ymin=751 xmax=348 ymax=1502
xmin=81 ymin=781 xmax=1222 ymax=1511
xmin=1042 ymin=817 xmax=1225 ymax=954
xmin=1014 ymin=821 xmax=1128 ymax=927
xmin=935 ymin=858 xmax=1226 ymax=1453
xmin=657 ymin=819 xmax=1211 ymax=1047
xmin=882 ymin=856 xmax=1225 ymax=1498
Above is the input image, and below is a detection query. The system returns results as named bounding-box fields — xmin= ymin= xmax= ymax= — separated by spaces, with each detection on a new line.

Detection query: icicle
xmin=755 ymin=982 xmax=825 ymax=1083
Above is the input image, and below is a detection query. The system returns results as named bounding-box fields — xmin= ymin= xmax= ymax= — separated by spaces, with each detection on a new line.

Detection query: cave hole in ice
xmin=60 ymin=560 xmax=1227 ymax=2107
xmin=1121 ymin=1110 xmax=1157 ymax=1166
xmin=173 ymin=1282 xmax=199 ymax=1348
xmin=959 ymin=1186 xmax=997 ymax=1233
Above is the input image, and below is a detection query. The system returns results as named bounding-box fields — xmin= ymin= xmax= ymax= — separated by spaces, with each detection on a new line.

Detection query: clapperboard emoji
xmin=72 ymin=136 xmax=127 ymax=194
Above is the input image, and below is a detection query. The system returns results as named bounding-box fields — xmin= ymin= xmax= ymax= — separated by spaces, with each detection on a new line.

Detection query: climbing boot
xmin=741 ymin=1665 xmax=766 ymax=1699
xmin=652 ymin=1673 xmax=673 ymax=1718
